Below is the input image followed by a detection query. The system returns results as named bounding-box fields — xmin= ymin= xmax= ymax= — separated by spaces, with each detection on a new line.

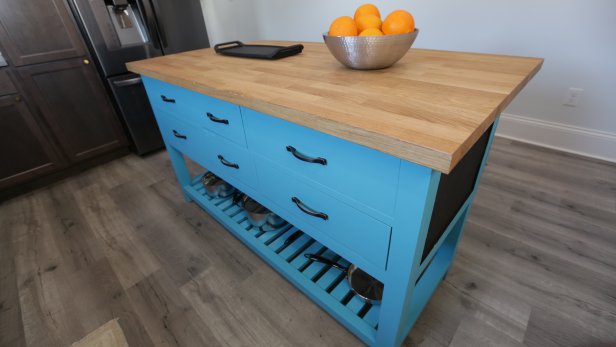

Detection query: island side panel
xmin=378 ymin=118 xmax=499 ymax=347
xmin=440 ymin=118 xmax=500 ymax=275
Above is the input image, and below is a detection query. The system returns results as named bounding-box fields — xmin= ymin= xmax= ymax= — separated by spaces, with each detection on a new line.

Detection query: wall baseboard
xmin=496 ymin=113 xmax=616 ymax=164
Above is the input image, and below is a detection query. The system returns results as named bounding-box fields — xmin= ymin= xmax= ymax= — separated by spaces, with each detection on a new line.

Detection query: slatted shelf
xmin=185 ymin=175 xmax=381 ymax=344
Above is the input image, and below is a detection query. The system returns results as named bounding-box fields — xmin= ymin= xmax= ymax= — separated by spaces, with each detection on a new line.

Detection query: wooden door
xmin=0 ymin=94 xmax=64 ymax=189
xmin=0 ymin=0 xmax=86 ymax=66
xmin=18 ymin=58 xmax=127 ymax=162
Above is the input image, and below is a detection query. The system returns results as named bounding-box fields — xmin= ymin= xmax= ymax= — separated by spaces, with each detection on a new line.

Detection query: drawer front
xmin=243 ymin=108 xmax=399 ymax=218
xmin=143 ymin=77 xmax=246 ymax=146
xmin=200 ymin=130 xmax=257 ymax=188
xmin=255 ymin=156 xmax=391 ymax=270
xmin=154 ymin=109 xmax=212 ymax=168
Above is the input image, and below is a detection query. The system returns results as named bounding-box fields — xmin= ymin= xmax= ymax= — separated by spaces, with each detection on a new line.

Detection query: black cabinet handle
xmin=291 ymin=197 xmax=328 ymax=220
xmin=286 ymin=146 xmax=327 ymax=165
xmin=172 ymin=130 xmax=186 ymax=139
xmin=206 ymin=112 xmax=229 ymax=125
xmin=161 ymin=95 xmax=175 ymax=103
xmin=218 ymin=155 xmax=239 ymax=169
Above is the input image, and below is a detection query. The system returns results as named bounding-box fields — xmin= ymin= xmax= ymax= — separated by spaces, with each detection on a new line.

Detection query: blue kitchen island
xmin=128 ymin=42 xmax=542 ymax=346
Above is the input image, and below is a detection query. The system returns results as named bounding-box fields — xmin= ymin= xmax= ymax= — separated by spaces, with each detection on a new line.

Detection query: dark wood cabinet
xmin=18 ymin=58 xmax=127 ymax=162
xmin=0 ymin=93 xmax=64 ymax=189
xmin=0 ymin=0 xmax=86 ymax=66
xmin=0 ymin=0 xmax=129 ymax=197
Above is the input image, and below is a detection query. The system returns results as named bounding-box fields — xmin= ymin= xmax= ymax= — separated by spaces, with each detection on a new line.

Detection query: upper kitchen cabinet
xmin=0 ymin=0 xmax=86 ymax=66
xmin=18 ymin=58 xmax=127 ymax=162
xmin=0 ymin=93 xmax=64 ymax=189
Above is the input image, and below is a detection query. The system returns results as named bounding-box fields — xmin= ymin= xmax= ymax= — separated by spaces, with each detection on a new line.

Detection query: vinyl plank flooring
xmin=0 ymin=137 xmax=615 ymax=347
xmin=449 ymin=315 xmax=525 ymax=347
xmin=126 ymin=270 xmax=219 ymax=347
xmin=522 ymin=306 xmax=604 ymax=347
xmin=456 ymin=232 xmax=616 ymax=341
xmin=0 ymin=200 xmax=26 ymax=347
xmin=107 ymin=182 xmax=211 ymax=287
xmin=73 ymin=183 xmax=161 ymax=289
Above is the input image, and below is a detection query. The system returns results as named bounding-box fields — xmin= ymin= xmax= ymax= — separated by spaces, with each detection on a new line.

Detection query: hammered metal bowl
xmin=323 ymin=29 xmax=419 ymax=70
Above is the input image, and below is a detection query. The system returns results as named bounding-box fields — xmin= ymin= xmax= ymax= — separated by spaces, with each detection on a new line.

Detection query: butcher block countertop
xmin=127 ymin=41 xmax=542 ymax=173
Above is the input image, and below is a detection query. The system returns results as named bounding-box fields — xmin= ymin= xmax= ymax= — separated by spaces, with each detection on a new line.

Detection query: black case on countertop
xmin=214 ymin=41 xmax=304 ymax=60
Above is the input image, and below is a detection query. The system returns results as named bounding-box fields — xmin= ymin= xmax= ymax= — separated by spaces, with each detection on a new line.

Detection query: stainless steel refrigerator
xmin=68 ymin=0 xmax=210 ymax=155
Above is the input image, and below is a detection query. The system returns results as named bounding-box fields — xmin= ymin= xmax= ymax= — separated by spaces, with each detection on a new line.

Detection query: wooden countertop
xmin=127 ymin=41 xmax=542 ymax=173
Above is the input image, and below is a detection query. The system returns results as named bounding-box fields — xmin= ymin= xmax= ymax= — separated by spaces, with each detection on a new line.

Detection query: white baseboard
xmin=496 ymin=113 xmax=616 ymax=164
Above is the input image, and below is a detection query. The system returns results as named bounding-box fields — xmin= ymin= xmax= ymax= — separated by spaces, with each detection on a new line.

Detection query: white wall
xmin=200 ymin=0 xmax=261 ymax=44
xmin=202 ymin=0 xmax=616 ymax=162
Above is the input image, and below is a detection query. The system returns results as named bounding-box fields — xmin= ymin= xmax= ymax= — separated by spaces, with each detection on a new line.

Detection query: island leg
xmin=165 ymin=145 xmax=193 ymax=202
xmin=375 ymin=162 xmax=441 ymax=347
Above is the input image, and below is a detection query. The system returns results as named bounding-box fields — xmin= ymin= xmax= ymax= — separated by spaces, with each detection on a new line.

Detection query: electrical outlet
xmin=563 ymin=87 xmax=583 ymax=107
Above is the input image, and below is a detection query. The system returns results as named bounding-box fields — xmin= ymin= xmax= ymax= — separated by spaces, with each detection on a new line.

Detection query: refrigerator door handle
xmin=149 ymin=0 xmax=167 ymax=48
xmin=137 ymin=0 xmax=161 ymax=49
xmin=113 ymin=76 xmax=142 ymax=87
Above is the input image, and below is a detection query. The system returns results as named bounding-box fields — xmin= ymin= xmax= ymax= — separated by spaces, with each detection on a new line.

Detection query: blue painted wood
xmin=254 ymin=154 xmax=392 ymax=273
xmin=165 ymin=145 xmax=192 ymax=203
xmin=243 ymin=107 xmax=400 ymax=220
xmin=154 ymin=108 xmax=259 ymax=190
xmin=183 ymin=179 xmax=379 ymax=345
xmin=142 ymin=77 xmax=248 ymax=146
xmin=378 ymin=120 xmax=500 ymax=346
xmin=376 ymin=162 xmax=440 ymax=347
xmin=153 ymin=108 xmax=214 ymax=167
xmin=199 ymin=129 xmax=258 ymax=189
xmin=404 ymin=224 xmax=458 ymax=330
xmin=141 ymin=76 xmax=502 ymax=347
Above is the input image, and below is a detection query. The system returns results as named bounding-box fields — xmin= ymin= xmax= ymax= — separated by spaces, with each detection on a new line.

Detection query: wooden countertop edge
xmin=128 ymin=56 xmax=543 ymax=174
xmin=450 ymin=58 xmax=544 ymax=169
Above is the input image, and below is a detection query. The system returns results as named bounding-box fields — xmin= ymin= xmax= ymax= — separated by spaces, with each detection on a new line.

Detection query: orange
xmin=359 ymin=28 xmax=384 ymax=36
xmin=382 ymin=10 xmax=415 ymax=35
xmin=355 ymin=14 xmax=382 ymax=33
xmin=354 ymin=4 xmax=381 ymax=21
xmin=329 ymin=16 xmax=358 ymax=36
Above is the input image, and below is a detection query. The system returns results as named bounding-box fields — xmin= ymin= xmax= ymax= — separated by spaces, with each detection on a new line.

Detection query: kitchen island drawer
xmin=255 ymin=156 xmax=391 ymax=270
xmin=143 ymin=77 xmax=246 ymax=146
xmin=243 ymin=108 xmax=399 ymax=218
xmin=199 ymin=130 xmax=257 ymax=188
xmin=154 ymin=110 xmax=212 ymax=168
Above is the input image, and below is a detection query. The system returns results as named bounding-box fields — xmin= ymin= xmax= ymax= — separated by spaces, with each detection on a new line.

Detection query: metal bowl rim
xmin=322 ymin=28 xmax=419 ymax=39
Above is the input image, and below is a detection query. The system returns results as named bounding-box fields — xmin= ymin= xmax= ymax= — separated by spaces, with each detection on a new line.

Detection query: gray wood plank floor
xmin=1 ymin=137 xmax=615 ymax=347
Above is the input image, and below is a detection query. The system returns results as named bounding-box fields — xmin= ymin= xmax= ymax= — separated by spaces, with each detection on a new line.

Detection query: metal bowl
xmin=240 ymin=195 xmax=286 ymax=229
xmin=322 ymin=29 xmax=419 ymax=70
xmin=201 ymin=172 xmax=236 ymax=198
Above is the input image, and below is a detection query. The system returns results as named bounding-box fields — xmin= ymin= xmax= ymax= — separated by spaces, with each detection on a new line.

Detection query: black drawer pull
xmin=218 ymin=155 xmax=239 ymax=169
xmin=172 ymin=130 xmax=186 ymax=139
xmin=286 ymin=146 xmax=327 ymax=165
xmin=206 ymin=112 xmax=229 ymax=125
xmin=291 ymin=197 xmax=328 ymax=220
xmin=161 ymin=95 xmax=176 ymax=103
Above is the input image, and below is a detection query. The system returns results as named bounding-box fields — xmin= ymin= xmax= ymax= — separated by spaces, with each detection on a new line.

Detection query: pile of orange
xmin=329 ymin=4 xmax=415 ymax=37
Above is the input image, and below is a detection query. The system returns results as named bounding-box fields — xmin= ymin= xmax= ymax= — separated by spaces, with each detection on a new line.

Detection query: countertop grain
xmin=127 ymin=41 xmax=542 ymax=173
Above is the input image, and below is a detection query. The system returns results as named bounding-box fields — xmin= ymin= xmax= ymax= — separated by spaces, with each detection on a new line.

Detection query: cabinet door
xmin=18 ymin=58 xmax=127 ymax=162
xmin=0 ymin=0 xmax=86 ymax=66
xmin=0 ymin=94 xmax=64 ymax=189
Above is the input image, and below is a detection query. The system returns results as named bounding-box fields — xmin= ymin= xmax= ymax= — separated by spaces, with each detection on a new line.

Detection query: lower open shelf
xmin=184 ymin=174 xmax=380 ymax=345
